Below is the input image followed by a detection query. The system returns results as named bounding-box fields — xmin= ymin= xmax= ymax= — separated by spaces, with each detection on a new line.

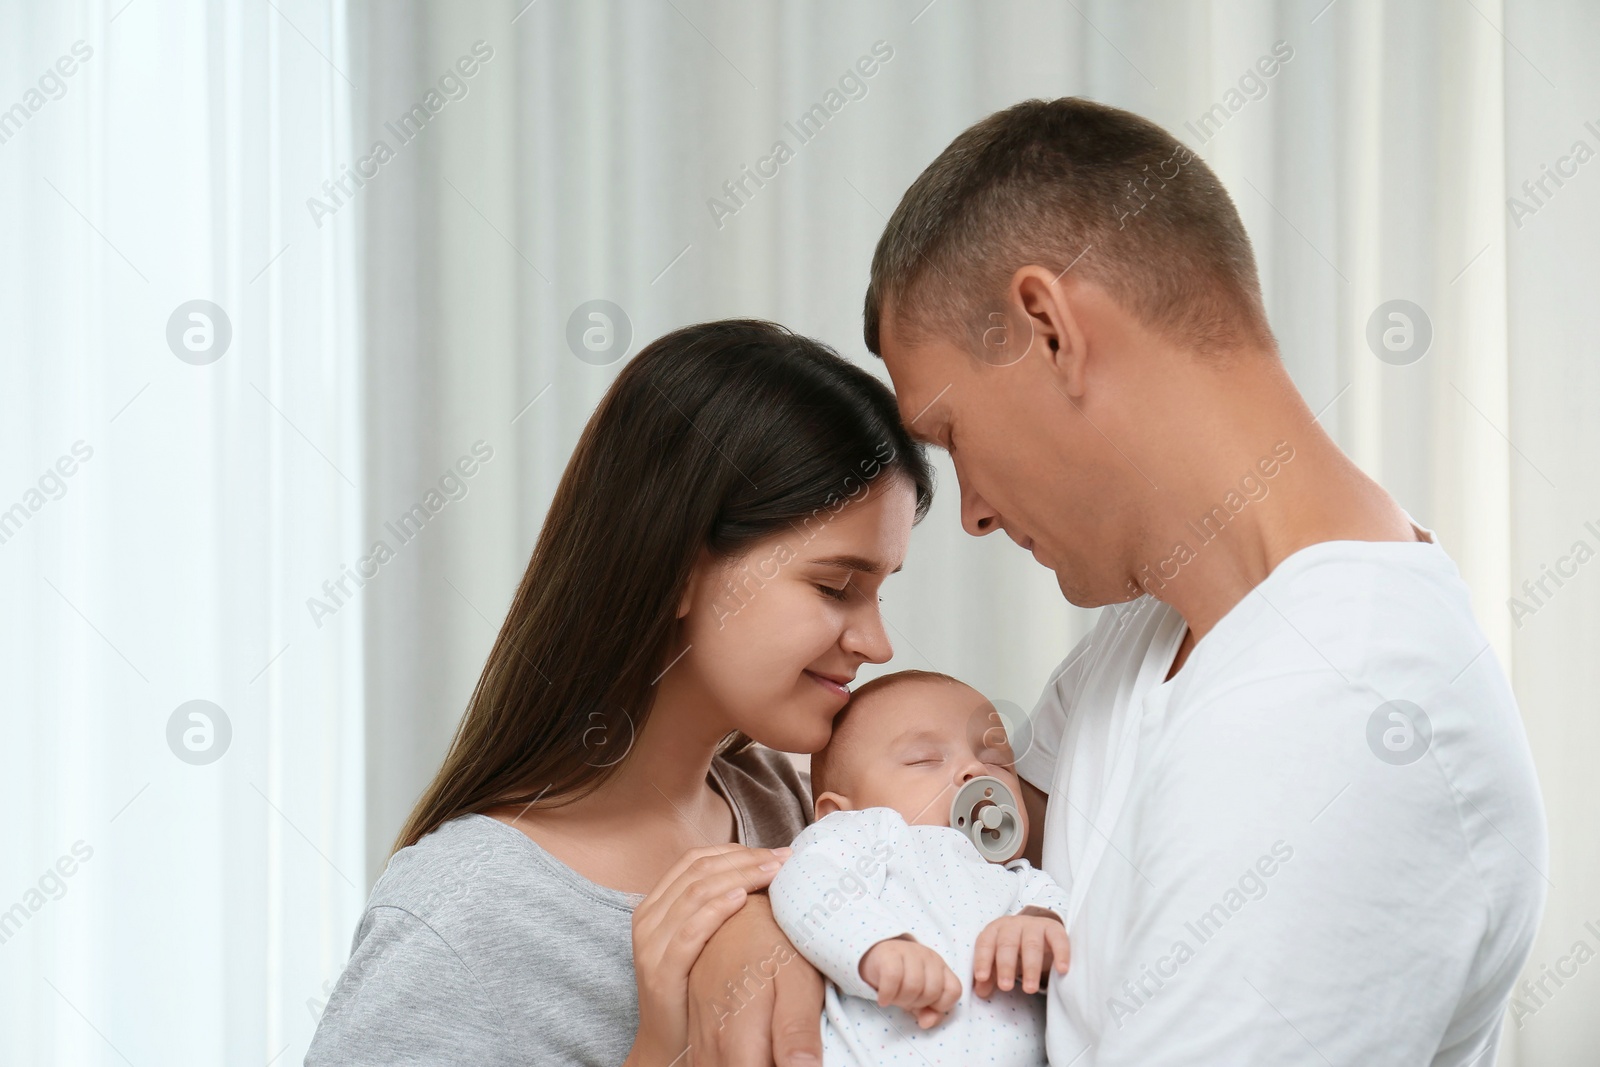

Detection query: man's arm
xmin=1019 ymin=778 xmax=1048 ymax=869
xmin=685 ymin=893 xmax=823 ymax=1067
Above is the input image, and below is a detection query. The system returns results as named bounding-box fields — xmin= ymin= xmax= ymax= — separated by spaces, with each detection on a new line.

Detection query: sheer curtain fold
xmin=2 ymin=1 xmax=363 ymax=1064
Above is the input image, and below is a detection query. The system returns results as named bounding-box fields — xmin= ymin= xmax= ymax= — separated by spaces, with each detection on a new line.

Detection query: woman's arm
xmin=685 ymin=894 xmax=825 ymax=1067
xmin=626 ymin=844 xmax=795 ymax=1067
xmin=307 ymin=907 xmax=516 ymax=1067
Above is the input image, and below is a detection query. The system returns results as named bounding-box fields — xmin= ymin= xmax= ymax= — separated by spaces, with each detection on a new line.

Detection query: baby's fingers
xmin=1046 ymin=921 xmax=1072 ymax=975
xmin=909 ymin=959 xmax=954 ymax=1029
xmin=894 ymin=953 xmax=937 ymax=1013
xmin=934 ymin=961 xmax=962 ymax=1016
xmin=972 ymin=922 xmax=1000 ymax=997
xmin=993 ymin=924 xmax=1023 ymax=992
xmin=1020 ymin=929 xmax=1047 ymax=994
xmin=873 ymin=949 xmax=906 ymax=1008
xmin=910 ymin=960 xmax=961 ymax=1029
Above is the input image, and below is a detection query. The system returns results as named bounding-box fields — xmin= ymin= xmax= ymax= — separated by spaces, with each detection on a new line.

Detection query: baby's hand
xmin=859 ymin=935 xmax=963 ymax=1029
xmin=972 ymin=911 xmax=1070 ymax=998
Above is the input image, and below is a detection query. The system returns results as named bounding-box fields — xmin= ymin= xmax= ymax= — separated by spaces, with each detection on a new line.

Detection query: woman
xmin=307 ymin=319 xmax=935 ymax=1065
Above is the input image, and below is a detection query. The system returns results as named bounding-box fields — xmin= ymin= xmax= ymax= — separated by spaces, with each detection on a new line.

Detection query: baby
xmin=769 ymin=670 xmax=1071 ymax=1067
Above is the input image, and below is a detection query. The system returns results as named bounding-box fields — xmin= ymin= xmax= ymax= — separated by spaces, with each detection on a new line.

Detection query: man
xmin=687 ymin=97 xmax=1546 ymax=1066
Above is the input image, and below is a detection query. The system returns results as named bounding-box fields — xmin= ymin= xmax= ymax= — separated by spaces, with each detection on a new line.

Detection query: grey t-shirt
xmin=305 ymin=746 xmax=812 ymax=1066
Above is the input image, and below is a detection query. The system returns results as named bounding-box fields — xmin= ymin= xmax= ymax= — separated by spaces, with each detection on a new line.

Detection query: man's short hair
xmin=863 ymin=97 xmax=1275 ymax=359
xmin=810 ymin=670 xmax=959 ymax=802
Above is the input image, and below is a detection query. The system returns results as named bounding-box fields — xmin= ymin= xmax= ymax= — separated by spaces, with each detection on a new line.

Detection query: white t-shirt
xmin=1013 ymin=527 xmax=1547 ymax=1067
xmin=769 ymin=806 xmax=1072 ymax=1066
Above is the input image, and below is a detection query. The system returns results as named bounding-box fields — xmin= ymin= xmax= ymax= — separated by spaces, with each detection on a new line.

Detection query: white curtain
xmin=5 ymin=0 xmax=1595 ymax=1064
xmin=1 ymin=0 xmax=364 ymax=1063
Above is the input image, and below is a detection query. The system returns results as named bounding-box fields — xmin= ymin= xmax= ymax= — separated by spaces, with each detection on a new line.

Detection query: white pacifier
xmin=950 ymin=775 xmax=1024 ymax=863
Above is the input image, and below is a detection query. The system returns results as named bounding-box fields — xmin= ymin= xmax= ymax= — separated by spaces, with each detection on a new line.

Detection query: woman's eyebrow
xmin=809 ymin=554 xmax=903 ymax=576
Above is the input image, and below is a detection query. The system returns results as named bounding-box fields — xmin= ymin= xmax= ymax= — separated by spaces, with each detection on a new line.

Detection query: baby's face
xmin=818 ymin=678 xmax=1028 ymax=850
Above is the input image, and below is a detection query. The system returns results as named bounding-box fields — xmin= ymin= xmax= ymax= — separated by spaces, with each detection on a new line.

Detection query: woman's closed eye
xmin=815 ymin=582 xmax=850 ymax=601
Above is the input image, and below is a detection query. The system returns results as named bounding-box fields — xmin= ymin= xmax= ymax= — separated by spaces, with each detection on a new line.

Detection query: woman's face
xmin=674 ymin=474 xmax=917 ymax=754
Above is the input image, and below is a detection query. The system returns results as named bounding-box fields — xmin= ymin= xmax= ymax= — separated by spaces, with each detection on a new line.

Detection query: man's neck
xmin=1127 ymin=366 xmax=1418 ymax=644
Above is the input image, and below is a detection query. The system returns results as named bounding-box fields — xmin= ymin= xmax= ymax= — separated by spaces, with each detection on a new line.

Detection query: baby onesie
xmin=769 ymin=806 xmax=1070 ymax=1066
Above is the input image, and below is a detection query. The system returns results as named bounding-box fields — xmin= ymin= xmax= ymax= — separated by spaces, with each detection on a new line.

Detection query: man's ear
xmin=814 ymin=791 xmax=852 ymax=820
xmin=1011 ymin=265 xmax=1090 ymax=398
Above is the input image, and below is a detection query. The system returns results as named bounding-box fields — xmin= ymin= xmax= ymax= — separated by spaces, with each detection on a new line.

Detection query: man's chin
xmin=1054 ymin=568 xmax=1146 ymax=609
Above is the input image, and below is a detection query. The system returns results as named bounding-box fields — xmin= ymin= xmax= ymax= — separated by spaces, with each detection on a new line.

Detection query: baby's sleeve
xmin=769 ymin=807 xmax=915 ymax=1001
xmin=1003 ymin=858 xmax=1072 ymax=925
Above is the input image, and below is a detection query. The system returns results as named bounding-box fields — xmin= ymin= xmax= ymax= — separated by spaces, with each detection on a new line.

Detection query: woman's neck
xmin=548 ymin=668 xmax=733 ymax=831
xmin=596 ymin=709 xmax=725 ymax=812
xmin=490 ymin=677 xmax=740 ymax=894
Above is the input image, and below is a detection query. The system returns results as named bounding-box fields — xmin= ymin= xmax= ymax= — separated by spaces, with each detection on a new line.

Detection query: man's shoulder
xmin=1185 ymin=540 xmax=1487 ymax=697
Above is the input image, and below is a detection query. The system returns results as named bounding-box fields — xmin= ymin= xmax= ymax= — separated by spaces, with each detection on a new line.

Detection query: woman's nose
xmin=841 ymin=603 xmax=893 ymax=664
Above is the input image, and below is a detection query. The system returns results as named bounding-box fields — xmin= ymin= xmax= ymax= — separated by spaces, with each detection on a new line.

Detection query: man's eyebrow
xmin=809 ymin=554 xmax=903 ymax=576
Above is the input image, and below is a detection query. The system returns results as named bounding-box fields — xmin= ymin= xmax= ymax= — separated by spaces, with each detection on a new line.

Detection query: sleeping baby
xmin=769 ymin=669 xmax=1071 ymax=1067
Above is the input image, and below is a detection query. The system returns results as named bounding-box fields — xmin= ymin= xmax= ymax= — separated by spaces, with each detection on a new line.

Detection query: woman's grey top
xmin=305 ymin=746 xmax=812 ymax=1066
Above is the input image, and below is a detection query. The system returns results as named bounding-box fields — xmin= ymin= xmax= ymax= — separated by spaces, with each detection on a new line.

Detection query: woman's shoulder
xmin=713 ymin=743 xmax=814 ymax=849
xmin=311 ymin=814 xmax=636 ymax=1065
xmin=367 ymin=813 xmax=633 ymax=927
xmin=368 ymin=814 xmax=517 ymax=910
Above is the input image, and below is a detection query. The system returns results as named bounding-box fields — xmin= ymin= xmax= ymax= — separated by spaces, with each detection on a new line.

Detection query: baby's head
xmin=809 ymin=670 xmax=1030 ymax=860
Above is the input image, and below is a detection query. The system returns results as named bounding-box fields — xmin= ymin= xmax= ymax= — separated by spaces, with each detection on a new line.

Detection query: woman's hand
xmin=624 ymin=843 xmax=792 ymax=1066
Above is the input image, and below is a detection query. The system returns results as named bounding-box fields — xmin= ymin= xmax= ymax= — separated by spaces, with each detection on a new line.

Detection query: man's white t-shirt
xmin=1013 ymin=526 xmax=1547 ymax=1066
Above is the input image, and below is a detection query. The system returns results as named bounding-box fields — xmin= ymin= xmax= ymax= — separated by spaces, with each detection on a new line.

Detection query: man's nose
xmin=959 ymin=478 xmax=999 ymax=537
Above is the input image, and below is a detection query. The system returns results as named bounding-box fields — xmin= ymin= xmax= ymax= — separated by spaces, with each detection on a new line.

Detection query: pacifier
xmin=949 ymin=775 xmax=1024 ymax=863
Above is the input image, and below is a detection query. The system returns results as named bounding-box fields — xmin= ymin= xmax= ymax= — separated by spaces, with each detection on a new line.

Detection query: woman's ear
xmin=678 ymin=547 xmax=712 ymax=619
xmin=814 ymin=791 xmax=851 ymax=820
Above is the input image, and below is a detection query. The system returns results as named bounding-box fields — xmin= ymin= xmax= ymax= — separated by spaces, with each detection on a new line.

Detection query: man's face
xmin=876 ymin=300 xmax=1142 ymax=608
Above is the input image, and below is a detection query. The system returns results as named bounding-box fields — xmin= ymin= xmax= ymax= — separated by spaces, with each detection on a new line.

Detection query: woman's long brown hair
xmin=394 ymin=320 xmax=934 ymax=852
